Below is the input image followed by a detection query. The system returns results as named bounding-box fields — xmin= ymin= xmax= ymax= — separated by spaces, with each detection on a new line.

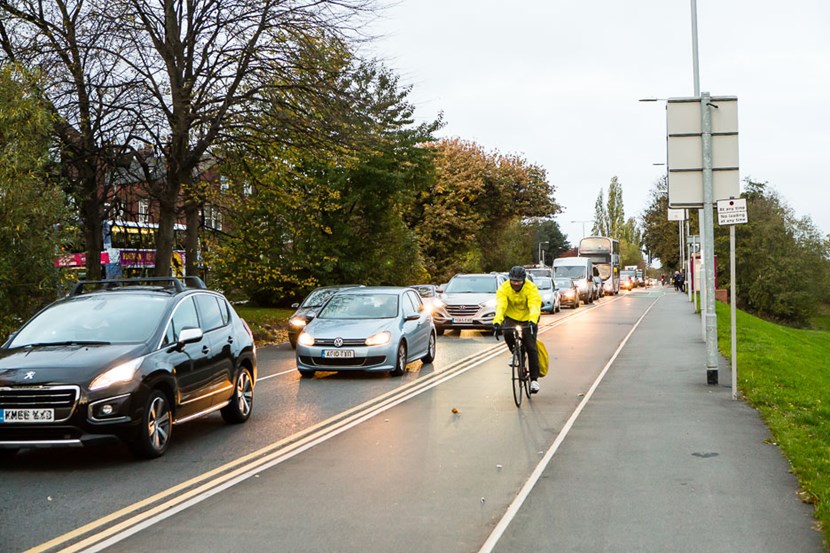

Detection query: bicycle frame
xmin=496 ymin=324 xmax=532 ymax=407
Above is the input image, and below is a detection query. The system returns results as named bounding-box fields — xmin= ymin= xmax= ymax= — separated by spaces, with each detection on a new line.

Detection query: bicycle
xmin=495 ymin=323 xmax=531 ymax=407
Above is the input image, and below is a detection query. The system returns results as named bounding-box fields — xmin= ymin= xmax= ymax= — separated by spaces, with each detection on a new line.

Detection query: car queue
xmin=0 ymin=265 xmax=637 ymax=461
xmin=288 ymin=264 xmax=639 ymax=380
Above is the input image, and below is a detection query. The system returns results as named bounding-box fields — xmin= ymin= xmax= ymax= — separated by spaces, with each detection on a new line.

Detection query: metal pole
xmin=690 ymin=0 xmax=701 ymax=308
xmin=730 ymin=224 xmax=737 ymax=399
xmin=691 ymin=0 xmax=701 ymax=96
xmin=701 ymin=92 xmax=719 ymax=384
xmin=686 ymin=218 xmax=692 ymax=301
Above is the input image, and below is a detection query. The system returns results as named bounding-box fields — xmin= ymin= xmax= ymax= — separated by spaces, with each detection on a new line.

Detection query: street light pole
xmin=701 ymin=91 xmax=719 ymax=384
xmin=570 ymin=220 xmax=593 ymax=239
xmin=537 ymin=241 xmax=549 ymax=266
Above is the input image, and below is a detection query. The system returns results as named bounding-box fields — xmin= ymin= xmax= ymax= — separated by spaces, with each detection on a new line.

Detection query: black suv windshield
xmin=9 ymin=295 xmax=169 ymax=347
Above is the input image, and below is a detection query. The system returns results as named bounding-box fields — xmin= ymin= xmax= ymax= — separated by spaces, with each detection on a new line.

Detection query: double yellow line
xmin=27 ymin=343 xmax=507 ymax=553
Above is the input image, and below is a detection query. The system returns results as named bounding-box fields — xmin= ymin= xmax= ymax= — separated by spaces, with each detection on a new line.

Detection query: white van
xmin=553 ymin=257 xmax=596 ymax=303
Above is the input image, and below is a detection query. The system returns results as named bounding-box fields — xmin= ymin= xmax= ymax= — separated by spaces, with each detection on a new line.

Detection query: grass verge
xmin=716 ymin=301 xmax=830 ymax=545
xmin=235 ymin=305 xmax=293 ymax=345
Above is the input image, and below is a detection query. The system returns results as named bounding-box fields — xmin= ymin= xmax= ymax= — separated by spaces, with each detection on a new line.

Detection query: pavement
xmin=491 ymin=287 xmax=826 ymax=552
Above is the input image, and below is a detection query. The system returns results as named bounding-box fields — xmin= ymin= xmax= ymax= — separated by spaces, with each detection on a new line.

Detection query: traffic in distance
xmin=0 ymin=235 xmax=653 ymax=461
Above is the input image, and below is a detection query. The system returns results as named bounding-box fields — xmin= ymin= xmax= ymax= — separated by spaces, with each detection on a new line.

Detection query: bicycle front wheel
xmin=511 ymin=346 xmax=524 ymax=407
xmin=521 ymin=349 xmax=532 ymax=399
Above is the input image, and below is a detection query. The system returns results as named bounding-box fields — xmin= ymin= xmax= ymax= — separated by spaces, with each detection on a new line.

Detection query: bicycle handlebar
xmin=493 ymin=321 xmax=537 ymax=342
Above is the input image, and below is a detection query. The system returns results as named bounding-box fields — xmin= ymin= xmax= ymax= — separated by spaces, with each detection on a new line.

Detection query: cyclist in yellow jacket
xmin=493 ymin=266 xmax=543 ymax=393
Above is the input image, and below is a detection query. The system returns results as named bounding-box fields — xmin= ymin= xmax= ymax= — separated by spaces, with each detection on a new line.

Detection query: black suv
xmin=0 ymin=277 xmax=257 ymax=459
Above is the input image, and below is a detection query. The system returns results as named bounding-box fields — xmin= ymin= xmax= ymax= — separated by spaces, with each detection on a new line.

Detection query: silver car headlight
xmin=289 ymin=316 xmax=308 ymax=329
xmin=366 ymin=331 xmax=391 ymax=346
xmin=298 ymin=332 xmax=315 ymax=347
xmin=89 ymin=357 xmax=142 ymax=391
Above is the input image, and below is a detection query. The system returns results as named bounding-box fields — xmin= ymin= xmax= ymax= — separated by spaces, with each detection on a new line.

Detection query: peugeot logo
xmin=24 ymin=371 xmax=35 ymax=380
xmin=333 ymin=337 xmax=343 ymax=347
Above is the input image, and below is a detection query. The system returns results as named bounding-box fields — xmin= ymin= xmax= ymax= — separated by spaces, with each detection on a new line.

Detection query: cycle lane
xmin=489 ymin=290 xmax=823 ymax=553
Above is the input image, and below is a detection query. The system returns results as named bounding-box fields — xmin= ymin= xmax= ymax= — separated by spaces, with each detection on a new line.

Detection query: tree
xmin=591 ymin=189 xmax=608 ymax=237
xmin=412 ymin=139 xmax=560 ymax=283
xmin=109 ymin=0 xmax=376 ymax=277
xmin=530 ymin=219 xmax=569 ymax=264
xmin=713 ymin=179 xmax=830 ymax=325
xmin=589 ymin=175 xmax=642 ymax=267
xmin=0 ymin=0 xmax=139 ymax=280
xmin=640 ymin=175 xmax=684 ymax=272
xmin=607 ymin=176 xmax=626 ymax=238
xmin=0 ymin=65 xmax=72 ymax=335
xmin=206 ymin=61 xmax=438 ymax=304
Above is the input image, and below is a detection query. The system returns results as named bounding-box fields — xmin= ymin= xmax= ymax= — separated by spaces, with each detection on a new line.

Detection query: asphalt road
xmin=9 ymin=288 xmax=808 ymax=553
xmin=0 ymin=290 xmax=647 ymax=552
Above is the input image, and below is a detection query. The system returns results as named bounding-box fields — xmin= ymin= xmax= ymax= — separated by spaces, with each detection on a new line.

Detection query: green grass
xmin=811 ymin=305 xmax=830 ymax=332
xmin=716 ymin=301 xmax=830 ymax=545
xmin=235 ymin=305 xmax=294 ymax=344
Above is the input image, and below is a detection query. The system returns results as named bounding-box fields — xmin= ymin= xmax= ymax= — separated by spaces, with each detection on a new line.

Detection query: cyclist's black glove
xmin=528 ymin=321 xmax=537 ymax=336
xmin=493 ymin=323 xmax=502 ymax=338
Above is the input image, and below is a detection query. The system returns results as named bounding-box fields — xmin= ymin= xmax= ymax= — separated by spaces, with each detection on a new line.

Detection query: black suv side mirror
xmin=178 ymin=327 xmax=204 ymax=346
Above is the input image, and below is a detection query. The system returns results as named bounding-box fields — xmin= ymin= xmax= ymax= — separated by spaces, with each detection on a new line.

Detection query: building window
xmin=138 ymin=199 xmax=149 ymax=224
xmin=203 ymin=204 xmax=223 ymax=231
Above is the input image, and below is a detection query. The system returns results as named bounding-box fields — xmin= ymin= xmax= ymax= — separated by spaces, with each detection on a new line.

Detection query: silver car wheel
xmin=391 ymin=342 xmax=407 ymax=376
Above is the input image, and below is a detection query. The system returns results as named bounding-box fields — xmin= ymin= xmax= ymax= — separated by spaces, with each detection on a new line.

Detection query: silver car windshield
xmin=554 ymin=278 xmax=574 ymax=288
xmin=445 ymin=276 xmax=497 ymax=293
xmin=535 ymin=277 xmax=552 ymax=290
xmin=9 ymin=295 xmax=169 ymax=347
xmin=319 ymin=294 xmax=399 ymax=319
xmin=301 ymin=288 xmax=342 ymax=308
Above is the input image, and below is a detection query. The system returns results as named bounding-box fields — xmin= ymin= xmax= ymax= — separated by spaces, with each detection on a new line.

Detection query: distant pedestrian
xmin=673 ymin=271 xmax=681 ymax=291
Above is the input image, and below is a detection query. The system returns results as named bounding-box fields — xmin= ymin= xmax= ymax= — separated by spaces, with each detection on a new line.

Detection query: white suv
xmin=431 ymin=273 xmax=506 ymax=335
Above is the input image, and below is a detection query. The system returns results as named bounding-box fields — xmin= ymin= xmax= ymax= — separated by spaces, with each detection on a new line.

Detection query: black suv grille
xmin=0 ymin=386 xmax=79 ymax=421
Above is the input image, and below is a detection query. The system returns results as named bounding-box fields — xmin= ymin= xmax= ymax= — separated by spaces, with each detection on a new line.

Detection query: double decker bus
xmin=578 ymin=236 xmax=620 ymax=295
xmin=56 ymin=221 xmax=186 ymax=279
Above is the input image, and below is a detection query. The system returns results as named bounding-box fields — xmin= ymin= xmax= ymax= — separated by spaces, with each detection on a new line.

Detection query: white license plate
xmin=0 ymin=408 xmax=55 ymax=423
xmin=453 ymin=317 xmax=473 ymax=324
xmin=323 ymin=350 xmax=354 ymax=358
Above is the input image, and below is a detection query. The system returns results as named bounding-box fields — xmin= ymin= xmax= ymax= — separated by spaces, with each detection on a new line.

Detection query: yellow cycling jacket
xmin=493 ymin=279 xmax=542 ymax=325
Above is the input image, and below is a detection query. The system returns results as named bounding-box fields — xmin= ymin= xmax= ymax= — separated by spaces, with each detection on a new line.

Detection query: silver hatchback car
xmin=295 ymin=287 xmax=436 ymax=378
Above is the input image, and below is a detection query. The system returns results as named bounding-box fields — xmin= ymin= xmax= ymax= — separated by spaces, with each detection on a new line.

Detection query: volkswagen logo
xmin=333 ymin=337 xmax=343 ymax=347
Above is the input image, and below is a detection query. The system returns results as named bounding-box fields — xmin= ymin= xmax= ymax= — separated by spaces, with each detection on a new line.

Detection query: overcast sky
xmin=364 ymin=0 xmax=830 ymax=247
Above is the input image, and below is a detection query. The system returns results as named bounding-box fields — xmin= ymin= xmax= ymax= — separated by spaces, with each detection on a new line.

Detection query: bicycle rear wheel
xmin=511 ymin=346 xmax=523 ymax=407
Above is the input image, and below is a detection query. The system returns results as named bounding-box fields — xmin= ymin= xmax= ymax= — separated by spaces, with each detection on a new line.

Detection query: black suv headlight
xmin=89 ymin=357 xmax=143 ymax=391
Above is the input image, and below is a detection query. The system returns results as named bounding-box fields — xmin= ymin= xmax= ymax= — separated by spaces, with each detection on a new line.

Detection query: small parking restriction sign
xmin=717 ymin=198 xmax=748 ymax=225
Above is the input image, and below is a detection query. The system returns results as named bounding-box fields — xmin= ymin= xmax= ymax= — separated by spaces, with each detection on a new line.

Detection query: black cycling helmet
xmin=508 ymin=266 xmax=527 ymax=281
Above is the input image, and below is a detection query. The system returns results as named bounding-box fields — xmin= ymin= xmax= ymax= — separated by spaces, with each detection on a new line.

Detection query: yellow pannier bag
xmin=537 ymin=340 xmax=549 ymax=377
